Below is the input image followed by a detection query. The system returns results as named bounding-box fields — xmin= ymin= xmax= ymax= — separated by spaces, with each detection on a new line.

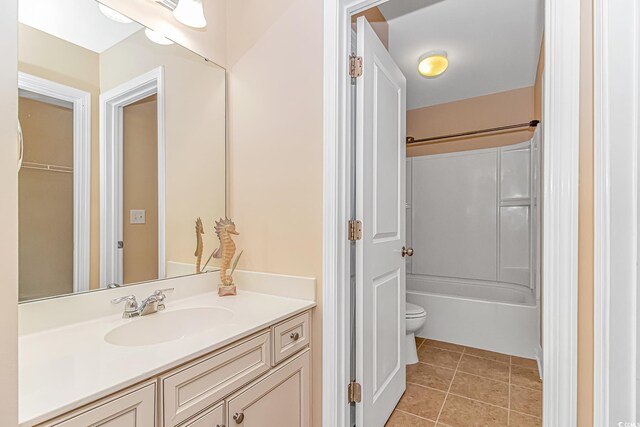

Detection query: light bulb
xmin=98 ymin=4 xmax=133 ymax=24
xmin=173 ymin=0 xmax=207 ymax=29
xmin=418 ymin=51 xmax=449 ymax=78
xmin=145 ymin=28 xmax=174 ymax=45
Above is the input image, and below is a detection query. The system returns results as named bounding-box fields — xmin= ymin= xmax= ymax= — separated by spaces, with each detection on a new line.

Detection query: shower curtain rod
xmin=406 ymin=120 xmax=540 ymax=146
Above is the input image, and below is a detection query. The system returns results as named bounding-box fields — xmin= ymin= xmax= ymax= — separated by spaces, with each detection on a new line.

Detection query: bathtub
xmin=407 ymin=275 xmax=540 ymax=359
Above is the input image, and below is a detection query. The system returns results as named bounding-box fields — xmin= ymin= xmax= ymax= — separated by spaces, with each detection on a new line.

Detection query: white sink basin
xmin=105 ymin=307 xmax=234 ymax=347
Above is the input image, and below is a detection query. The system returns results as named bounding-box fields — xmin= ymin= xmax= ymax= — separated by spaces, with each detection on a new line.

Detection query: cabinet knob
xmin=233 ymin=412 xmax=244 ymax=424
xmin=290 ymin=332 xmax=300 ymax=341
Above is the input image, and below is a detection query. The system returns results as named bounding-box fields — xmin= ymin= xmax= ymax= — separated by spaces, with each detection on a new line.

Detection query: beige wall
xmin=406 ymin=86 xmax=536 ymax=157
xmin=100 ymin=30 xmax=226 ymax=273
xmin=225 ymin=0 xmax=324 ymax=425
xmin=18 ymin=98 xmax=74 ymax=300
xmin=0 ymin=0 xmax=18 ymax=423
xmin=18 ymin=23 xmax=102 ymax=290
xmin=578 ymin=0 xmax=594 ymax=424
xmin=122 ymin=95 xmax=158 ymax=284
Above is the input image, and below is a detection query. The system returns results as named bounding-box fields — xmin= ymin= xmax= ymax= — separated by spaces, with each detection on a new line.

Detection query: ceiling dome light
xmin=418 ymin=51 xmax=449 ymax=78
xmin=144 ymin=28 xmax=174 ymax=45
xmin=98 ymin=4 xmax=133 ymax=24
xmin=173 ymin=0 xmax=207 ymax=29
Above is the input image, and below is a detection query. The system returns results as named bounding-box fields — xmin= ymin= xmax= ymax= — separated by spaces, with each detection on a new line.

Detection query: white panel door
xmin=356 ymin=16 xmax=407 ymax=427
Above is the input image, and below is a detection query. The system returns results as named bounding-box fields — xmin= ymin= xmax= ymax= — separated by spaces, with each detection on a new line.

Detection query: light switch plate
xmin=130 ymin=209 xmax=146 ymax=224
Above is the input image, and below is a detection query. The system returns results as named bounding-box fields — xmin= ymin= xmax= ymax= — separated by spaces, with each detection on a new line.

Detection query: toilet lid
xmin=406 ymin=302 xmax=426 ymax=318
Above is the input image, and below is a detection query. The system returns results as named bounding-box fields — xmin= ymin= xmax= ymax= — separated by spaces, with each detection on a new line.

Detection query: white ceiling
xmin=378 ymin=0 xmax=544 ymax=110
xmin=19 ymin=0 xmax=142 ymax=53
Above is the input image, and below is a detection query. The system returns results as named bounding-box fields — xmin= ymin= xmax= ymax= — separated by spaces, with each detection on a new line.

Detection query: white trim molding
xmin=594 ymin=0 xmax=639 ymax=424
xmin=99 ymin=67 xmax=166 ymax=288
xmin=18 ymin=72 xmax=91 ymax=293
xmin=541 ymin=0 xmax=581 ymax=425
xmin=324 ymin=0 xmax=581 ymax=426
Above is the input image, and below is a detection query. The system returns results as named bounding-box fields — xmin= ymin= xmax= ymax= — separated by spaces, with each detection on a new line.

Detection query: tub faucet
xmin=111 ymin=288 xmax=174 ymax=318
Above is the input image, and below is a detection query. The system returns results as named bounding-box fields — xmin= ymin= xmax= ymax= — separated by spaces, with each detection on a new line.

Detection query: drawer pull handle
xmin=216 ymin=425 xmax=225 ymax=427
xmin=233 ymin=412 xmax=244 ymax=423
xmin=290 ymin=332 xmax=300 ymax=341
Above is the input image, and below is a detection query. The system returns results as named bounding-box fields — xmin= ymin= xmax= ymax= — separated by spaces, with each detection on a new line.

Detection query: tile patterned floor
xmin=386 ymin=338 xmax=542 ymax=427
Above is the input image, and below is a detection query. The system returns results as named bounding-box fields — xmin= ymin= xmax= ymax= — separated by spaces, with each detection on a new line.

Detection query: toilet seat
xmin=406 ymin=302 xmax=426 ymax=319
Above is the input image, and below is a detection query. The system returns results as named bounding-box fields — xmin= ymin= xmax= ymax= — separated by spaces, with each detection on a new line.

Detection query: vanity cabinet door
xmin=47 ymin=382 xmax=155 ymax=427
xmin=226 ymin=349 xmax=310 ymax=427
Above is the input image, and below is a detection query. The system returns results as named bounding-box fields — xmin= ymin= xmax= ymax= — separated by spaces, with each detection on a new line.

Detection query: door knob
xmin=290 ymin=332 xmax=300 ymax=341
xmin=233 ymin=412 xmax=244 ymax=424
xmin=402 ymin=247 xmax=414 ymax=257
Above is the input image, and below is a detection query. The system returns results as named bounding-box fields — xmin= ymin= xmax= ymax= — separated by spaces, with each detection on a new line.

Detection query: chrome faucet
xmin=111 ymin=288 xmax=174 ymax=319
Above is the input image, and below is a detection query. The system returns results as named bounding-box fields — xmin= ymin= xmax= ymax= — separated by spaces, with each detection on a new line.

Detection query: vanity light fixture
xmin=173 ymin=0 xmax=207 ymax=29
xmin=145 ymin=28 xmax=174 ymax=45
xmin=418 ymin=51 xmax=449 ymax=78
xmin=98 ymin=4 xmax=133 ymax=24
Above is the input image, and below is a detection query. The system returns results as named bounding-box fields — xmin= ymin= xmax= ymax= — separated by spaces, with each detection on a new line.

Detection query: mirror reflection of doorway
xmin=100 ymin=67 xmax=165 ymax=289
xmin=18 ymin=93 xmax=74 ymax=301
xmin=17 ymin=73 xmax=91 ymax=301
xmin=122 ymin=94 xmax=159 ymax=284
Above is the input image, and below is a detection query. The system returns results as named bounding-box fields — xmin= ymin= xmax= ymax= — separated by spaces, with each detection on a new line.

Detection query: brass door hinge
xmin=348 ymin=220 xmax=362 ymax=241
xmin=348 ymin=380 xmax=362 ymax=404
xmin=349 ymin=55 xmax=363 ymax=78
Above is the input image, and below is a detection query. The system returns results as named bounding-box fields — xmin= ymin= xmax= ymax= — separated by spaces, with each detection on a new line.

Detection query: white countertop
xmin=19 ymin=289 xmax=315 ymax=426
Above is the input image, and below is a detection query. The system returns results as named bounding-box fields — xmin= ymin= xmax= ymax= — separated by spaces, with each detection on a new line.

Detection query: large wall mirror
xmin=18 ymin=0 xmax=226 ymax=302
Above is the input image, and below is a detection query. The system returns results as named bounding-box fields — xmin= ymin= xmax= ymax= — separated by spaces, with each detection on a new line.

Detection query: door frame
xmin=593 ymin=0 xmax=639 ymax=423
xmin=18 ymin=72 xmax=91 ymax=293
xmin=99 ymin=66 xmax=166 ymax=288
xmin=322 ymin=1 xmax=581 ymax=426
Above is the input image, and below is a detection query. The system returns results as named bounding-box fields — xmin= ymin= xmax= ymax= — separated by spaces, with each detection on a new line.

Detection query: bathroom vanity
xmin=16 ymin=2 xmax=317 ymax=426
xmin=20 ymin=273 xmax=315 ymax=427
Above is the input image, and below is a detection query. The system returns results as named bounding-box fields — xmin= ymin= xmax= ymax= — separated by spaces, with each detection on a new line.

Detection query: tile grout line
xmin=423 ymin=340 xmax=539 ymax=368
xmin=434 ymin=346 xmax=465 ymax=425
xmin=414 ymin=360 xmax=542 ymax=392
xmin=406 ymin=342 xmax=542 ymax=426
xmin=423 ymin=344 xmax=516 ymax=366
xmin=405 ymin=381 xmax=515 ymax=412
xmin=394 ymin=408 xmax=438 ymax=424
xmin=510 ymin=408 xmax=542 ymax=420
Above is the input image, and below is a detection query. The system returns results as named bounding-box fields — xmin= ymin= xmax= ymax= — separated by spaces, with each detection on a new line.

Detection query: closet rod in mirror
xmin=406 ymin=120 xmax=540 ymax=147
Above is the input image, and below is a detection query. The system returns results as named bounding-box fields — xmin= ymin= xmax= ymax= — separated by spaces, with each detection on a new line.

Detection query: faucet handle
xmin=154 ymin=288 xmax=174 ymax=311
xmin=153 ymin=288 xmax=174 ymax=299
xmin=111 ymin=295 xmax=138 ymax=314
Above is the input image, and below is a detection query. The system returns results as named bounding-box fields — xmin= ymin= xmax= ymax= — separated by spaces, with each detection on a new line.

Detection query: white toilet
xmin=405 ymin=302 xmax=427 ymax=365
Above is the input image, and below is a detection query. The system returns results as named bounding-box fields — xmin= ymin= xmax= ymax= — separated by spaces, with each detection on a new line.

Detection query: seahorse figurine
xmin=194 ymin=218 xmax=204 ymax=273
xmin=212 ymin=217 xmax=240 ymax=295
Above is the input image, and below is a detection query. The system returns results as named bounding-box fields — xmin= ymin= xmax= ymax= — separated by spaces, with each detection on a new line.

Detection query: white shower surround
xmin=407 ymin=137 xmax=541 ymax=358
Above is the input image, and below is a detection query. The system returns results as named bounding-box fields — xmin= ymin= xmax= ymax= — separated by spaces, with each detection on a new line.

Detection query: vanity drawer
xmin=43 ymin=381 xmax=156 ymax=427
xmin=162 ymin=331 xmax=271 ymax=427
xmin=180 ymin=402 xmax=224 ymax=427
xmin=271 ymin=311 xmax=310 ymax=365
